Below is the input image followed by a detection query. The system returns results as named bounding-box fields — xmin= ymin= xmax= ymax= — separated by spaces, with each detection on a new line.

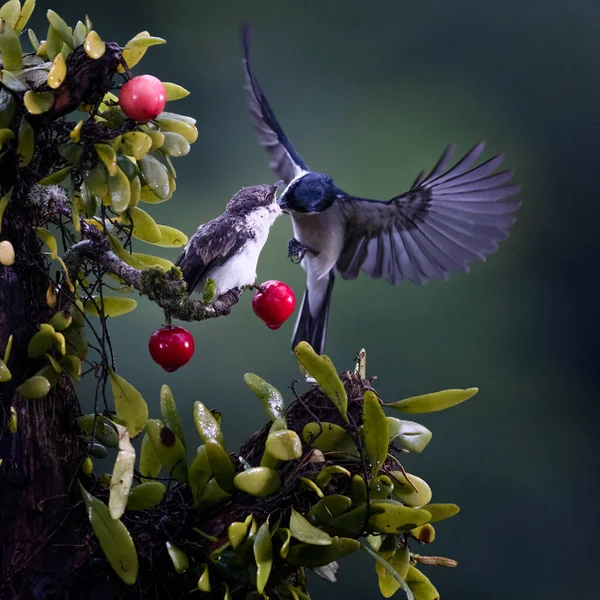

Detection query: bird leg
xmin=248 ymin=282 xmax=266 ymax=293
xmin=288 ymin=238 xmax=319 ymax=264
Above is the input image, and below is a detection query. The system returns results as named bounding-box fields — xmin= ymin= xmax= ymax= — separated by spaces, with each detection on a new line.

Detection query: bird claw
xmin=288 ymin=238 xmax=319 ymax=264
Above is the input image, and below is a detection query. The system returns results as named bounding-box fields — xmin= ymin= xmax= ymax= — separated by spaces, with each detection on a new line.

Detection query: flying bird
xmin=242 ymin=26 xmax=521 ymax=355
xmin=176 ymin=183 xmax=282 ymax=299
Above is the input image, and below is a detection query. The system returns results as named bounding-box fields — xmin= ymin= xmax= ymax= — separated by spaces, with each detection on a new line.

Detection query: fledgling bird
xmin=242 ymin=26 xmax=521 ymax=355
xmin=176 ymin=183 xmax=282 ymax=299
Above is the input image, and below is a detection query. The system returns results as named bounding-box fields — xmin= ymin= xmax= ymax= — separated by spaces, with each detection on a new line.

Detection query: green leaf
xmin=160 ymin=131 xmax=190 ymax=157
xmin=47 ymin=53 xmax=66 ymax=88
xmin=315 ymin=465 xmax=351 ymax=489
xmin=371 ymin=474 xmax=394 ymax=499
xmin=139 ymin=153 xmax=170 ymax=199
xmin=49 ymin=311 xmax=72 ymax=331
xmin=145 ymin=419 xmax=187 ymax=483
xmin=387 ymin=418 xmax=432 ymax=453
xmin=121 ymin=131 xmax=153 ymax=160
xmin=144 ymin=223 xmax=188 ymax=248
xmin=128 ymin=481 xmax=170 ymax=508
xmin=85 ymin=296 xmax=137 ymax=318
xmin=14 ymin=0 xmax=36 ymax=34
xmin=205 ymin=439 xmax=235 ymax=494
xmin=95 ymin=143 xmax=118 ymax=176
xmin=0 ymin=69 xmax=26 ymax=92
xmin=286 ymin=536 xmax=360 ymax=568
xmin=83 ymin=30 xmax=105 ymax=59
xmin=23 ymin=89 xmax=54 ymax=116
xmin=302 ymin=422 xmax=358 ymax=458
xmin=351 ymin=474 xmax=367 ymax=507
xmin=289 ymin=508 xmax=332 ymax=546
xmin=159 ymin=384 xmax=185 ymax=448
xmin=377 ymin=544 xmax=410 ymax=599
xmin=386 ymin=388 xmax=478 ymax=414
xmin=243 ymin=373 xmax=284 ymax=422
xmin=265 ymin=429 xmax=302 ymax=461
xmin=85 ymin=163 xmax=108 ymax=197
xmin=307 ymin=495 xmax=352 ymax=526
xmin=27 ymin=327 xmax=55 ymax=358
xmin=131 ymin=252 xmax=174 ymax=270
xmin=193 ymin=400 xmax=224 ymax=446
xmin=0 ymin=358 xmax=11 ymax=382
xmin=294 ymin=342 xmax=348 ymax=422
xmin=233 ymin=467 xmax=281 ymax=497
xmin=327 ymin=504 xmax=367 ymax=537
xmin=108 ymin=424 xmax=135 ymax=520
xmin=390 ymin=472 xmax=432 ymax=507
xmin=166 ymin=541 xmax=189 ymax=574
xmin=406 ymin=565 xmax=439 ymax=600
xmin=156 ymin=117 xmax=198 ymax=143
xmin=361 ymin=540 xmax=413 ymax=600
xmin=139 ymin=432 xmax=161 ymax=481
xmin=78 ymin=482 xmax=139 ymax=585
xmin=106 ymin=166 xmax=131 ymax=213
xmin=0 ymin=1 xmax=21 ymax=28
xmin=368 ymin=502 xmax=431 ymax=535
xmin=39 ymin=165 xmax=72 ymax=185
xmin=34 ymin=227 xmax=57 ymax=259
xmin=125 ymin=206 xmax=161 ymax=243
xmin=72 ymin=20 xmax=87 ymax=47
xmin=253 ymin=519 xmax=273 ymax=594
xmin=0 ymin=19 xmax=23 ymax=70
xmin=16 ymin=374 xmax=51 ymax=399
xmin=228 ymin=515 xmax=252 ymax=549
xmin=162 ymin=81 xmax=190 ymax=101
xmin=17 ymin=118 xmax=34 ymax=165
xmin=363 ymin=391 xmax=389 ymax=476
xmin=46 ymin=9 xmax=74 ymax=48
xmin=420 ymin=503 xmax=460 ymax=523
xmin=108 ymin=368 xmax=148 ymax=438
xmin=188 ymin=445 xmax=211 ymax=507
xmin=0 ymin=89 xmax=15 ymax=129
xmin=125 ymin=34 xmax=166 ymax=49
xmin=198 ymin=477 xmax=230 ymax=508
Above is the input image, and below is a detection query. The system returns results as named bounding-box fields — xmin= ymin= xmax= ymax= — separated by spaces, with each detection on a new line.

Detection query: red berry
xmin=149 ymin=326 xmax=195 ymax=372
xmin=119 ymin=75 xmax=167 ymax=122
xmin=252 ymin=280 xmax=296 ymax=330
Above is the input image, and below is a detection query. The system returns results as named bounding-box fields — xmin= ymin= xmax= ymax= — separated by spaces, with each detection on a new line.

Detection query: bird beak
xmin=277 ymin=195 xmax=289 ymax=209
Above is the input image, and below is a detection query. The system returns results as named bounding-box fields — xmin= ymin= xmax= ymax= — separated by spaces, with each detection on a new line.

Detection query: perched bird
xmin=242 ymin=26 xmax=521 ymax=355
xmin=176 ymin=183 xmax=282 ymax=299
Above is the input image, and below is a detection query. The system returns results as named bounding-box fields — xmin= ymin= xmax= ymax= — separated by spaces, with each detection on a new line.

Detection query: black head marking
xmin=279 ymin=172 xmax=338 ymax=213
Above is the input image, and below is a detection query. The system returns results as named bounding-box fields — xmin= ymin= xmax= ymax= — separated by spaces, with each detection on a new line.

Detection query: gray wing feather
xmin=242 ymin=26 xmax=308 ymax=184
xmin=337 ymin=143 xmax=521 ymax=285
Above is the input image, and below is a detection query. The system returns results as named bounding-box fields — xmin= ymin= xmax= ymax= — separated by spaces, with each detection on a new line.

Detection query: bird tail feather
xmin=291 ymin=271 xmax=335 ymax=355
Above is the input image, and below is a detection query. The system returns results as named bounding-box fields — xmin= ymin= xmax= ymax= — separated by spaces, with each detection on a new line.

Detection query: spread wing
xmin=336 ymin=143 xmax=521 ymax=285
xmin=242 ymin=25 xmax=309 ymax=184
xmin=176 ymin=215 xmax=250 ymax=293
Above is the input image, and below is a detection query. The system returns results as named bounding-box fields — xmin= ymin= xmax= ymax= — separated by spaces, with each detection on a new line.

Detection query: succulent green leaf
xmin=39 ymin=165 xmax=72 ymax=185
xmin=44 ymin=352 xmax=62 ymax=373
xmin=286 ymin=537 xmax=360 ymax=568
xmin=193 ymin=400 xmax=224 ymax=446
xmin=155 ymin=117 xmax=198 ymax=143
xmin=351 ymin=474 xmax=368 ymax=507
xmin=265 ymin=429 xmax=302 ymax=461
xmin=420 ymin=503 xmax=460 ymax=523
xmin=197 ymin=563 xmax=211 ymax=592
xmin=84 ymin=296 xmax=137 ymax=318
xmin=0 ymin=128 xmax=14 ymax=151
xmin=139 ymin=432 xmax=161 ymax=481
xmin=129 ymin=251 xmax=174 ymax=270
xmin=0 ymin=69 xmax=26 ymax=92
xmin=85 ymin=163 xmax=108 ymax=197
xmin=139 ymin=153 xmax=170 ymax=199
xmin=289 ymin=508 xmax=332 ymax=546
xmin=108 ymin=368 xmax=148 ymax=438
xmin=166 ymin=541 xmax=189 ymax=574
xmin=95 ymin=143 xmax=118 ymax=176
xmin=361 ymin=540 xmax=413 ymax=600
xmin=0 ymin=18 xmax=22 ymax=70
xmin=307 ymin=495 xmax=352 ymax=526
xmin=14 ymin=0 xmax=35 ymax=33
xmin=233 ymin=467 xmax=281 ymax=497
xmin=125 ymin=206 xmax=161 ymax=243
xmin=0 ymin=1 xmax=21 ymax=28
xmin=89 ymin=441 xmax=107 ymax=459
xmin=125 ymin=35 xmax=166 ymax=49
xmin=49 ymin=311 xmax=72 ymax=331
xmin=145 ymin=419 xmax=187 ymax=483
xmin=160 ymin=131 xmax=190 ymax=157
xmin=363 ymin=391 xmax=389 ymax=476
xmin=47 ymin=52 xmax=66 ymax=88
xmin=121 ymin=131 xmax=152 ymax=160
xmin=390 ymin=471 xmax=432 ymax=507
xmin=0 ymin=89 xmax=15 ymax=129
xmin=27 ymin=327 xmax=55 ymax=358
xmin=159 ymin=384 xmax=185 ymax=448
xmin=386 ymin=388 xmax=478 ymax=414
xmin=410 ymin=523 xmax=436 ymax=544
xmin=16 ymin=374 xmax=51 ymax=399
xmin=315 ymin=465 xmax=351 ymax=489
xmin=78 ymin=482 xmax=139 ymax=585
xmin=406 ymin=565 xmax=439 ymax=600
xmin=294 ymin=342 xmax=348 ymax=422
xmin=46 ymin=10 xmax=74 ymax=48
xmin=126 ymin=482 xmax=166 ymax=510
xmin=368 ymin=502 xmax=431 ymax=534
xmin=188 ymin=445 xmax=211 ymax=507
xmin=387 ymin=418 xmax=432 ymax=453
xmin=228 ymin=518 xmax=250 ymax=550
xmin=205 ymin=439 xmax=235 ymax=494
xmin=108 ymin=423 xmax=135 ymax=520
xmin=162 ymin=82 xmax=190 ymax=101
xmin=83 ymin=30 xmax=105 ymax=58
xmin=23 ymin=89 xmax=54 ymax=116
xmin=72 ymin=20 xmax=87 ymax=47
xmin=34 ymin=227 xmax=57 ymax=259
xmin=253 ymin=519 xmax=273 ymax=594
xmin=143 ymin=223 xmax=187 ymax=247
xmin=370 ymin=474 xmax=394 ymax=500
xmin=0 ymin=358 xmax=11 ymax=382
xmin=106 ymin=166 xmax=131 ymax=213
xmin=302 ymin=422 xmax=358 ymax=458
xmin=243 ymin=373 xmax=284 ymax=422
xmin=198 ymin=477 xmax=231 ymax=508
xmin=16 ymin=119 xmax=34 ymax=170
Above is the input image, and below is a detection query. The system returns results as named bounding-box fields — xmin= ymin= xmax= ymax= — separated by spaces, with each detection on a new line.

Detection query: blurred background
xmin=36 ymin=0 xmax=600 ymax=598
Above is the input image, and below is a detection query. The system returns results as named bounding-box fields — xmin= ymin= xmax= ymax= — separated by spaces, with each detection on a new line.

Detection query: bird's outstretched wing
xmin=176 ymin=216 xmax=250 ymax=293
xmin=242 ymin=25 xmax=309 ymax=184
xmin=336 ymin=143 xmax=521 ymax=285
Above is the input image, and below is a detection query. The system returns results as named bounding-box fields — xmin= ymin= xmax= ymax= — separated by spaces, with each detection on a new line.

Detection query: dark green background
xmin=37 ymin=1 xmax=600 ymax=598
